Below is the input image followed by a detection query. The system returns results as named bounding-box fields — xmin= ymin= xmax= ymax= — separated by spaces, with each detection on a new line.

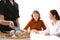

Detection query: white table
xmin=30 ymin=32 xmax=60 ymax=40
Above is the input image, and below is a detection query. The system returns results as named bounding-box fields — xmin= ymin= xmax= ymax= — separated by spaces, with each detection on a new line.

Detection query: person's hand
xmin=44 ymin=32 xmax=50 ymax=36
xmin=0 ymin=20 xmax=2 ymax=24
xmin=31 ymin=29 xmax=39 ymax=34
xmin=9 ymin=21 xmax=14 ymax=29
xmin=35 ymin=31 xmax=40 ymax=34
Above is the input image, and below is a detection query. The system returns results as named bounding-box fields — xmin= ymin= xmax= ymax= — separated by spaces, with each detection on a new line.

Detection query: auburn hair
xmin=31 ymin=10 xmax=40 ymax=21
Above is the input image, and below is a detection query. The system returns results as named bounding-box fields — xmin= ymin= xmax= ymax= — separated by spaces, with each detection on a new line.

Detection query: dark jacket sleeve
xmin=0 ymin=1 xmax=4 ymax=15
xmin=15 ymin=2 xmax=20 ymax=18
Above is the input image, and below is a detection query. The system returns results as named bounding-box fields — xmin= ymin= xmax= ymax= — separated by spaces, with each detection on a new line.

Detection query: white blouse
xmin=47 ymin=20 xmax=60 ymax=35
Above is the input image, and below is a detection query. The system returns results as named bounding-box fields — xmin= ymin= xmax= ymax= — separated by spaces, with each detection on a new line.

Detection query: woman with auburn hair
xmin=24 ymin=10 xmax=46 ymax=33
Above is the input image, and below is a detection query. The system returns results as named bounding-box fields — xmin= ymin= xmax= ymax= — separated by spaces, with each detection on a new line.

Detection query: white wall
xmin=15 ymin=0 xmax=60 ymax=30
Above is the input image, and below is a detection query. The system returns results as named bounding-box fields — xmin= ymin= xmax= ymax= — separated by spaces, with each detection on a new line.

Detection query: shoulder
xmin=39 ymin=20 xmax=45 ymax=25
xmin=56 ymin=20 xmax=60 ymax=28
xmin=28 ymin=19 xmax=34 ymax=24
xmin=0 ymin=1 xmax=5 ymax=15
xmin=14 ymin=2 xmax=18 ymax=6
xmin=29 ymin=19 xmax=32 ymax=23
xmin=39 ymin=20 xmax=44 ymax=23
xmin=14 ymin=2 xmax=19 ymax=9
xmin=57 ymin=20 xmax=60 ymax=25
xmin=57 ymin=20 xmax=60 ymax=23
xmin=0 ymin=0 xmax=6 ymax=7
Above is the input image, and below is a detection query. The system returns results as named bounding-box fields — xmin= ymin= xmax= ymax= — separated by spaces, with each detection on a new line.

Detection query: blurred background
xmin=15 ymin=0 xmax=60 ymax=30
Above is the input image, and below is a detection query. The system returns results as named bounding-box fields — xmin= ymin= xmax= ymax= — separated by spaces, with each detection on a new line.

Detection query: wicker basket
xmin=0 ymin=32 xmax=30 ymax=39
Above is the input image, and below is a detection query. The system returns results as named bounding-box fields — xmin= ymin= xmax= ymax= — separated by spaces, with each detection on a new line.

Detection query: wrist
xmin=0 ymin=20 xmax=2 ymax=24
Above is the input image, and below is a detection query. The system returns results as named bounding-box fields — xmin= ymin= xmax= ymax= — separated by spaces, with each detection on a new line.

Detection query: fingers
xmin=11 ymin=22 xmax=14 ymax=27
xmin=9 ymin=21 xmax=14 ymax=29
xmin=44 ymin=33 xmax=50 ymax=36
xmin=31 ymin=30 xmax=39 ymax=34
xmin=31 ymin=29 xmax=37 ymax=32
xmin=0 ymin=20 xmax=2 ymax=24
xmin=35 ymin=31 xmax=39 ymax=34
